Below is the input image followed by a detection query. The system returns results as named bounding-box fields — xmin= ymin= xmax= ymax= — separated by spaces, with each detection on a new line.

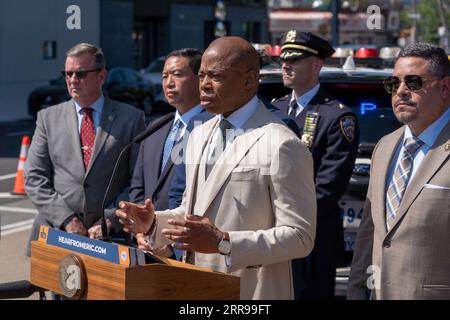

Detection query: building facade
xmin=0 ymin=0 xmax=268 ymax=121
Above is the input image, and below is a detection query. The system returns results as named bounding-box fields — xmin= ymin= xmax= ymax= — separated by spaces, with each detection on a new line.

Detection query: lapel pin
xmin=108 ymin=115 xmax=113 ymax=121
xmin=445 ymin=143 xmax=450 ymax=151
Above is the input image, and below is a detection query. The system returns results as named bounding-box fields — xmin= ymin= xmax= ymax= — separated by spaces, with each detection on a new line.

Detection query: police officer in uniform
xmin=272 ymin=30 xmax=359 ymax=299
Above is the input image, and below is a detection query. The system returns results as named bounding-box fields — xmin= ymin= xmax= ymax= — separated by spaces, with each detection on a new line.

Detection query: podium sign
xmin=30 ymin=226 xmax=240 ymax=299
xmin=38 ymin=226 xmax=135 ymax=266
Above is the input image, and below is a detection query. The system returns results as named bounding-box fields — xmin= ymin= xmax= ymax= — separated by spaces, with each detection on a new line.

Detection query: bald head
xmin=206 ymin=36 xmax=260 ymax=74
xmin=199 ymin=37 xmax=260 ymax=116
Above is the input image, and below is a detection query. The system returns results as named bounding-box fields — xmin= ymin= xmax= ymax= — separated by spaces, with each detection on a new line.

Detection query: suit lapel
xmin=388 ymin=122 xmax=450 ymax=234
xmin=374 ymin=127 xmax=405 ymax=234
xmin=65 ymin=100 xmax=85 ymax=173
xmin=156 ymin=158 xmax=174 ymax=190
xmin=185 ymin=117 xmax=219 ymax=215
xmin=153 ymin=120 xmax=175 ymax=189
xmin=194 ymin=102 xmax=268 ymax=217
xmin=87 ymin=98 xmax=116 ymax=175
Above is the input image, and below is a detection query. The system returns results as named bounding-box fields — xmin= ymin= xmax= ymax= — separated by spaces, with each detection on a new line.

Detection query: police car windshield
xmin=322 ymin=82 xmax=402 ymax=145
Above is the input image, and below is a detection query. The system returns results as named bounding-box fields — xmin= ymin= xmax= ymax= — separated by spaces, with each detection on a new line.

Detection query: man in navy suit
xmin=129 ymin=48 xmax=212 ymax=255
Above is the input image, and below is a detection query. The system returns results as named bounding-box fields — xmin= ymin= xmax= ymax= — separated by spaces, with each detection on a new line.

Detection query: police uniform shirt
xmin=289 ymin=83 xmax=320 ymax=118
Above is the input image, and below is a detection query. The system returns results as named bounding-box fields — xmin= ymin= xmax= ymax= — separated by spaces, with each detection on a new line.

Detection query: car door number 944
xmin=339 ymin=200 xmax=364 ymax=230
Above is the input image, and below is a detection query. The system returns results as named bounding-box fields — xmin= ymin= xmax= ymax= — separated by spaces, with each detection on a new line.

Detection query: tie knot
xmin=289 ymin=98 xmax=298 ymax=110
xmin=219 ymin=119 xmax=232 ymax=133
xmin=173 ymin=119 xmax=184 ymax=130
xmin=81 ymin=107 xmax=93 ymax=115
xmin=404 ymin=137 xmax=423 ymax=155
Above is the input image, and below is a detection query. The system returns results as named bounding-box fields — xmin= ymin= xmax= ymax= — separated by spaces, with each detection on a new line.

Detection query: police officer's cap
xmin=280 ymin=30 xmax=335 ymax=60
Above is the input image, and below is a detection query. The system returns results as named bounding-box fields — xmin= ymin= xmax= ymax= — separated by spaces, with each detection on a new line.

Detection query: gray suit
xmin=25 ymin=98 xmax=145 ymax=253
xmin=348 ymin=121 xmax=450 ymax=300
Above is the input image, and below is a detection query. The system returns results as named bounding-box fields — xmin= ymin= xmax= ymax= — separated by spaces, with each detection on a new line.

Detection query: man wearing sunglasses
xmin=25 ymin=43 xmax=145 ymax=255
xmin=272 ymin=30 xmax=359 ymax=300
xmin=348 ymin=42 xmax=450 ymax=300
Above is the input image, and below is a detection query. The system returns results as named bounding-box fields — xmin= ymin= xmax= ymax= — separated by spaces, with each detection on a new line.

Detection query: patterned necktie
xmin=80 ymin=107 xmax=96 ymax=169
xmin=288 ymin=99 xmax=298 ymax=117
xmin=161 ymin=119 xmax=183 ymax=172
xmin=386 ymin=137 xmax=424 ymax=229
xmin=206 ymin=119 xmax=233 ymax=179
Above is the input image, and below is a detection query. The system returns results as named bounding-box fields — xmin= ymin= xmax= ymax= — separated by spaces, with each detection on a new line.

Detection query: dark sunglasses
xmin=383 ymin=75 xmax=442 ymax=93
xmin=61 ymin=68 xmax=102 ymax=79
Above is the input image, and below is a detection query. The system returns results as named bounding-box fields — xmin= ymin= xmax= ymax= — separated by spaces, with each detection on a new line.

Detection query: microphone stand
xmin=99 ymin=113 xmax=175 ymax=242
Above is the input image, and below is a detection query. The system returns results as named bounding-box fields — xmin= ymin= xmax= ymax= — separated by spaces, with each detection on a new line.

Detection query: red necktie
xmin=80 ymin=108 xmax=96 ymax=169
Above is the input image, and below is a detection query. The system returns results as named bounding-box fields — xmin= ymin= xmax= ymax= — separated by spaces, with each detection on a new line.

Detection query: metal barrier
xmin=0 ymin=280 xmax=47 ymax=300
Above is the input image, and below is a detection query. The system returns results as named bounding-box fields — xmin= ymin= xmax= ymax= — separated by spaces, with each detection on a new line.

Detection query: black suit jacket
xmin=129 ymin=115 xmax=175 ymax=210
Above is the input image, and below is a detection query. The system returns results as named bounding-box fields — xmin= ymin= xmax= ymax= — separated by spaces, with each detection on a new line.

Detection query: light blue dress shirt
xmin=385 ymin=107 xmax=450 ymax=191
xmin=74 ymin=95 xmax=105 ymax=134
xmin=208 ymin=94 xmax=259 ymax=157
xmin=173 ymin=104 xmax=204 ymax=138
xmin=289 ymin=83 xmax=320 ymax=117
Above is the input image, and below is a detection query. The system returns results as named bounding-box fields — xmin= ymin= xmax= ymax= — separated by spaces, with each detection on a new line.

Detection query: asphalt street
xmin=0 ymin=119 xmax=50 ymax=299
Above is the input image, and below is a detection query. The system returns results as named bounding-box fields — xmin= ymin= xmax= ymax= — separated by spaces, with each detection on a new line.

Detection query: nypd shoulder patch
xmin=340 ymin=116 xmax=356 ymax=142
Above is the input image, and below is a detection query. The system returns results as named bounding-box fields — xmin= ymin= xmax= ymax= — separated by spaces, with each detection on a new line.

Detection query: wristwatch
xmin=218 ymin=232 xmax=231 ymax=256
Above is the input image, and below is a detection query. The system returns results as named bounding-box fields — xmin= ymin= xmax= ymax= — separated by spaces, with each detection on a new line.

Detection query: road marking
xmin=0 ymin=192 xmax=25 ymax=199
xmin=0 ymin=173 xmax=17 ymax=181
xmin=0 ymin=219 xmax=34 ymax=236
xmin=7 ymin=131 xmax=32 ymax=137
xmin=0 ymin=206 xmax=38 ymax=215
xmin=1 ymin=219 xmax=35 ymax=231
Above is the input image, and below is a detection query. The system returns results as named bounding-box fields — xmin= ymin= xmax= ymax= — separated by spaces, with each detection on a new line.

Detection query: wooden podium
xmin=30 ymin=233 xmax=240 ymax=300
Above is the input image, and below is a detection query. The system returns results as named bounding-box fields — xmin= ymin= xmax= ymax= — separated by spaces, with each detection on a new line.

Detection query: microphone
xmin=100 ymin=112 xmax=175 ymax=242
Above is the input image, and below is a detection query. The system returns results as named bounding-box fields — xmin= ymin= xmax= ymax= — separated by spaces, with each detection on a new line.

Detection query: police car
xmin=257 ymin=55 xmax=402 ymax=295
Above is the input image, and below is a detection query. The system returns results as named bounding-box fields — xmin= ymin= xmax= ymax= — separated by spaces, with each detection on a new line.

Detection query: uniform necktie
xmin=80 ymin=107 xmax=96 ymax=169
xmin=161 ymin=119 xmax=184 ymax=172
xmin=288 ymin=98 xmax=298 ymax=117
xmin=206 ymin=119 xmax=232 ymax=178
xmin=386 ymin=137 xmax=423 ymax=230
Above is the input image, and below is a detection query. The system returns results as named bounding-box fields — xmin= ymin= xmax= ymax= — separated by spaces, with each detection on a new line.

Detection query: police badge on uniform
xmin=340 ymin=116 xmax=356 ymax=142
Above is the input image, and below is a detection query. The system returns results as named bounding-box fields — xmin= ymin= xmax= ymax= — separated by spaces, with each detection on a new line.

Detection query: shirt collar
xmin=174 ymin=104 xmax=204 ymax=127
xmin=75 ymin=94 xmax=105 ymax=115
xmin=290 ymin=83 xmax=320 ymax=108
xmin=404 ymin=107 xmax=450 ymax=147
xmin=220 ymin=95 xmax=259 ymax=130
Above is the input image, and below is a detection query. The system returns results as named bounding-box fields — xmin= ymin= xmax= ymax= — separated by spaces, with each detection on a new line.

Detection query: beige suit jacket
xmin=151 ymin=100 xmax=317 ymax=299
xmin=348 ymin=121 xmax=450 ymax=300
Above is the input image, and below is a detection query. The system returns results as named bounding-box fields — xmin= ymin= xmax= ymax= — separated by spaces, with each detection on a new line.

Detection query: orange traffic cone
xmin=11 ymin=135 xmax=30 ymax=195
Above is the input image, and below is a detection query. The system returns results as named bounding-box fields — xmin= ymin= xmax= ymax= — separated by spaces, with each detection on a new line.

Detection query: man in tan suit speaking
xmin=348 ymin=43 xmax=450 ymax=300
xmin=116 ymin=36 xmax=317 ymax=299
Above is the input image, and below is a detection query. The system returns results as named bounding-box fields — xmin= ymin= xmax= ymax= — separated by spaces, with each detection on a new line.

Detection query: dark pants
xmin=292 ymin=210 xmax=344 ymax=300
xmin=292 ymin=256 xmax=337 ymax=300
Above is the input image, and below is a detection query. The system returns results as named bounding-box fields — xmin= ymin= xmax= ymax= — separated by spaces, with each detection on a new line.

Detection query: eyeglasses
xmin=61 ymin=69 xmax=102 ymax=79
xmin=383 ymin=75 xmax=443 ymax=93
